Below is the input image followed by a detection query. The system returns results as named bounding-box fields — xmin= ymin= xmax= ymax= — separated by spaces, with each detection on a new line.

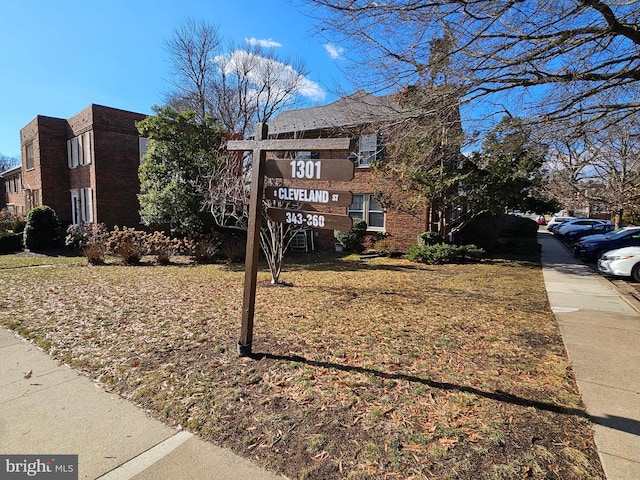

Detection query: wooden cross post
xmin=227 ymin=124 xmax=354 ymax=356
xmin=236 ymin=123 xmax=268 ymax=356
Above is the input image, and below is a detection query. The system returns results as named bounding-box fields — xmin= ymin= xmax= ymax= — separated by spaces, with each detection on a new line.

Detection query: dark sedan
xmin=574 ymin=227 xmax=640 ymax=260
xmin=563 ymin=223 xmax=617 ymax=242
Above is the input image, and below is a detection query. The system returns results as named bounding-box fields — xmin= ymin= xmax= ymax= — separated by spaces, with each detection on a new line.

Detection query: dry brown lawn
xmin=0 ymin=251 xmax=604 ymax=479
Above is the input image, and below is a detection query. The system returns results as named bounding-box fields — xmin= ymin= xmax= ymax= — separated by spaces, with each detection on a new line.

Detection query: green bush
xmin=12 ymin=218 xmax=26 ymax=233
xmin=455 ymin=213 xmax=538 ymax=253
xmin=417 ymin=231 xmax=444 ymax=246
xmin=23 ymin=206 xmax=60 ymax=251
xmin=0 ymin=232 xmax=23 ymax=253
xmin=0 ymin=209 xmax=25 ymax=233
xmin=334 ymin=218 xmax=368 ymax=253
xmin=406 ymin=242 xmax=485 ymax=264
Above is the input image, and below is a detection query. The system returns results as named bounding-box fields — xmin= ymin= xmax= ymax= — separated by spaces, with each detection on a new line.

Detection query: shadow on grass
xmin=250 ymin=352 xmax=587 ymax=418
xmin=252 ymin=352 xmax=640 ymax=436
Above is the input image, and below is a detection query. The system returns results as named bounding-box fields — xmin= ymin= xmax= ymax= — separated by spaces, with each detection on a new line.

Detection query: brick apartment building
xmin=266 ymin=90 xmax=463 ymax=251
xmin=16 ymin=104 xmax=147 ymax=227
xmin=1 ymin=166 xmax=25 ymax=216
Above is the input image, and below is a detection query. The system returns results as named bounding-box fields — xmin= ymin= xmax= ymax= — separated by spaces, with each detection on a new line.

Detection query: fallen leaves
xmin=0 ymin=253 xmax=604 ymax=479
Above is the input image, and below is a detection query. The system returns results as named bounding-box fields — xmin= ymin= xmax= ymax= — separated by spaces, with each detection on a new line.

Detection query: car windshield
xmin=581 ymin=228 xmax=625 ymax=241
xmin=611 ymin=228 xmax=640 ymax=239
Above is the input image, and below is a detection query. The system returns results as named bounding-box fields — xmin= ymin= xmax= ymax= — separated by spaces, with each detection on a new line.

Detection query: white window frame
xmin=348 ymin=193 xmax=385 ymax=232
xmin=356 ymin=134 xmax=383 ymax=167
xmin=82 ymin=132 xmax=92 ymax=165
xmin=80 ymin=187 xmax=94 ymax=223
xmin=67 ymin=132 xmax=92 ymax=168
xmin=70 ymin=190 xmax=80 ymax=226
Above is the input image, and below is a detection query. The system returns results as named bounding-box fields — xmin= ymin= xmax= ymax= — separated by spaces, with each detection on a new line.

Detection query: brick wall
xmin=20 ymin=116 xmax=70 ymax=222
xmin=19 ymin=105 xmax=146 ymax=228
xmin=91 ymin=106 xmax=147 ymax=227
xmin=2 ymin=169 xmax=26 ymax=215
xmin=267 ymin=150 xmax=428 ymax=251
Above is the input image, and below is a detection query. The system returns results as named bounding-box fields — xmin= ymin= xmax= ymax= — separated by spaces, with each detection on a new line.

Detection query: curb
xmin=546 ymin=232 xmax=640 ymax=315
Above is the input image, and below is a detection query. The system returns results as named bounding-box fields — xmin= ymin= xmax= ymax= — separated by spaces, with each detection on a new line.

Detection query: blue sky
xmin=0 ymin=0 xmax=348 ymax=159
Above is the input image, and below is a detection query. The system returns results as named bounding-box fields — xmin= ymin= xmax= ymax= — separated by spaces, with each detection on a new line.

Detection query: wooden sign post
xmin=227 ymin=124 xmax=354 ymax=356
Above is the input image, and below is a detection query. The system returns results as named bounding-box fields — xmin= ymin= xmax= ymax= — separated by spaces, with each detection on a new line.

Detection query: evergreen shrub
xmin=23 ymin=206 xmax=60 ymax=251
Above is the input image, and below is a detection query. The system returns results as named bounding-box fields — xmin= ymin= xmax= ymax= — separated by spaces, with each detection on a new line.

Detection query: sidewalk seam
xmin=96 ymin=430 xmax=193 ymax=479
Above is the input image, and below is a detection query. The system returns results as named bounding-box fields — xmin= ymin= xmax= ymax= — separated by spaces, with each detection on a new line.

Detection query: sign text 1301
xmin=290 ymin=160 xmax=321 ymax=179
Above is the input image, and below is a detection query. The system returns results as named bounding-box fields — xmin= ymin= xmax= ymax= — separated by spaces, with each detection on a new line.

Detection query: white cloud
xmin=215 ymin=49 xmax=325 ymax=103
xmin=323 ymin=44 xmax=344 ymax=60
xmin=245 ymin=37 xmax=282 ymax=48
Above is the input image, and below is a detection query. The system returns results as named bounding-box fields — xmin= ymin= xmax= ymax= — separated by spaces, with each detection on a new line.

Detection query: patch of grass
xmin=0 ymin=253 xmax=84 ymax=269
xmin=0 ymin=253 xmax=605 ymax=479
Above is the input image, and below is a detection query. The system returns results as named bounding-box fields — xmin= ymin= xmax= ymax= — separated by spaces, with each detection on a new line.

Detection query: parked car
xmin=574 ymin=227 xmax=640 ymax=260
xmin=555 ymin=218 xmax=611 ymax=238
xmin=536 ymin=215 xmax=547 ymax=225
xmin=547 ymin=216 xmax=576 ymax=233
xmin=578 ymin=228 xmax=626 ymax=243
xmin=598 ymin=246 xmax=640 ymax=282
xmin=562 ymin=222 xmax=616 ymax=242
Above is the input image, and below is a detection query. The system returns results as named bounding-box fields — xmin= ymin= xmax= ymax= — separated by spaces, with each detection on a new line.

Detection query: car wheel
xmin=632 ymin=264 xmax=640 ymax=283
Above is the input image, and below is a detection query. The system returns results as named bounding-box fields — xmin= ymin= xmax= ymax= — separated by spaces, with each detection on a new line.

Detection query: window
xmin=348 ymin=194 xmax=385 ymax=231
xmin=297 ymin=151 xmax=319 ymax=159
xmin=139 ymin=137 xmax=149 ymax=162
xmin=32 ymin=189 xmax=39 ymax=207
xmin=354 ymin=134 xmax=384 ymax=167
xmin=70 ymin=188 xmax=94 ymax=225
xmin=80 ymin=188 xmax=94 ymax=223
xmin=26 ymin=144 xmax=34 ymax=170
xmin=67 ymin=132 xmax=92 ymax=168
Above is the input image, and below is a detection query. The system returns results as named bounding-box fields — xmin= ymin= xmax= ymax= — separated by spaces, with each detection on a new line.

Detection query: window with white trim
xmin=353 ymin=134 xmax=384 ymax=167
xmin=67 ymin=132 xmax=92 ymax=168
xmin=70 ymin=188 xmax=93 ymax=225
xmin=80 ymin=188 xmax=94 ymax=223
xmin=348 ymin=194 xmax=385 ymax=231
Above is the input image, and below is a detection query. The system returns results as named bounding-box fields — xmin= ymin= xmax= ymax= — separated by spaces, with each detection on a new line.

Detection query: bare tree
xmin=0 ymin=154 xmax=19 ymax=172
xmin=165 ymin=19 xmax=221 ymax=124
xmin=306 ymin=0 xmax=640 ymax=129
xmin=212 ymin=45 xmax=314 ymax=136
xmin=165 ymin=19 xmax=316 ymax=135
xmin=165 ymin=20 xmax=319 ymax=283
xmin=542 ymin=114 xmax=640 ymax=226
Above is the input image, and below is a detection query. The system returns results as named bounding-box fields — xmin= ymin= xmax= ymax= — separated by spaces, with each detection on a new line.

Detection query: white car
xmin=598 ymin=246 xmax=640 ymax=282
xmin=547 ymin=216 xmax=576 ymax=232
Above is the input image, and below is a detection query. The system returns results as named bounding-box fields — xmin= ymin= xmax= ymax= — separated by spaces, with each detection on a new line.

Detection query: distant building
xmin=15 ymin=104 xmax=147 ymax=227
xmin=1 ymin=165 xmax=25 ymax=215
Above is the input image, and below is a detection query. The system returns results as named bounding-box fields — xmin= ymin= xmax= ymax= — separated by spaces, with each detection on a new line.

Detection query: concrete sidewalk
xmin=0 ymin=328 xmax=281 ymax=480
xmin=539 ymin=232 xmax=640 ymax=480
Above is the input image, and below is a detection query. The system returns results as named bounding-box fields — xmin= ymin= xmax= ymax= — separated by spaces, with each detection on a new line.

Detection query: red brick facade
xmin=267 ymin=150 xmax=429 ymax=251
xmin=1 ymin=166 xmax=26 ymax=215
xmin=18 ymin=105 xmax=146 ymax=227
xmin=265 ymin=91 xmax=461 ymax=252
